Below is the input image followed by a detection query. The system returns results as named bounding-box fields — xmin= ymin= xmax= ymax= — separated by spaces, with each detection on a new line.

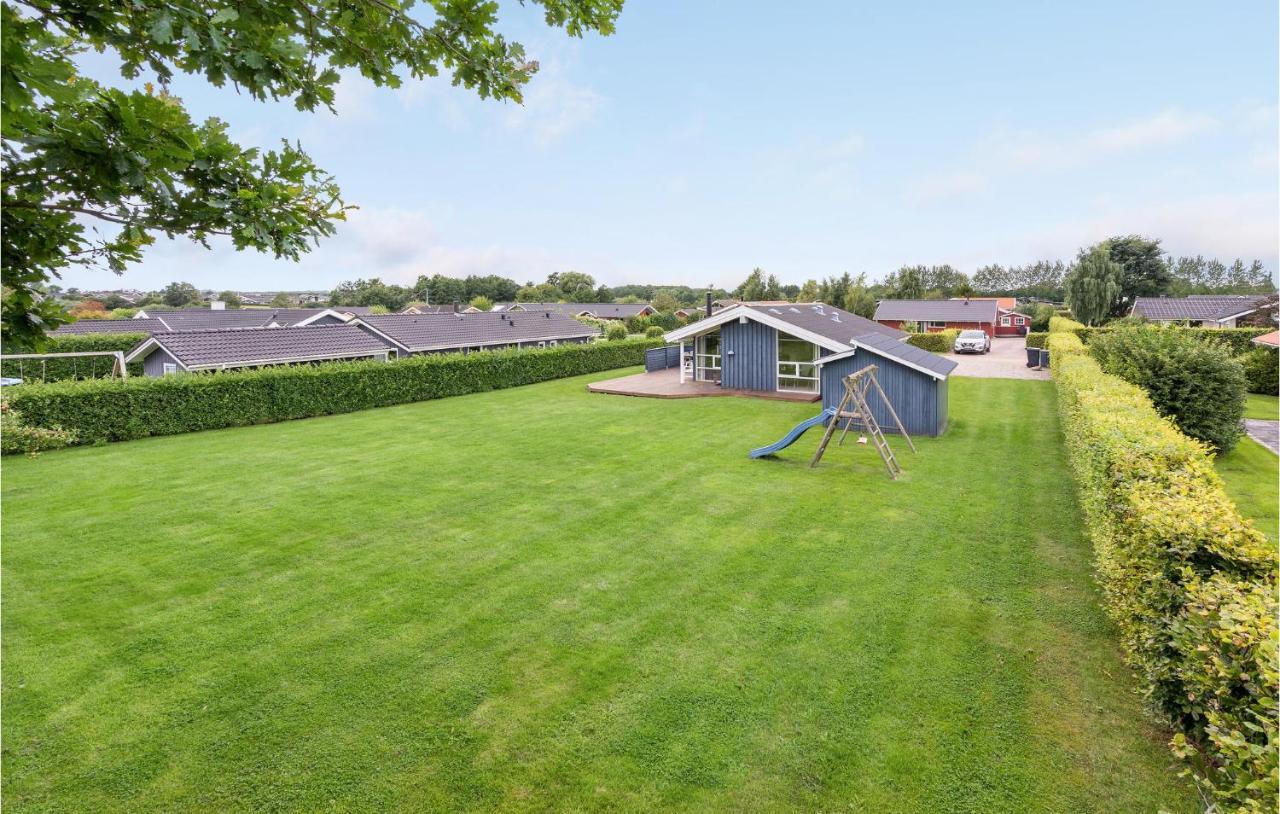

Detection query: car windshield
xmin=958 ymin=331 xmax=985 ymax=340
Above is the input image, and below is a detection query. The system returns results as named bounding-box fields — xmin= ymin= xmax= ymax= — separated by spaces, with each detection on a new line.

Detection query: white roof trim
xmin=293 ymin=308 xmax=355 ymax=327
xmin=123 ymin=336 xmax=189 ymax=368
xmin=813 ymin=341 xmax=950 ymax=381
xmin=344 ymin=319 xmax=414 ymax=354
xmin=186 ymin=350 xmax=390 ymax=371
xmin=662 ymin=304 xmax=851 ymax=353
xmin=1214 ymin=306 xmax=1265 ymax=322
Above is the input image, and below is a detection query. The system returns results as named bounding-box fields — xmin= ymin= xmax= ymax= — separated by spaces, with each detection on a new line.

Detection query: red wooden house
xmin=873 ymin=299 xmax=1001 ymax=337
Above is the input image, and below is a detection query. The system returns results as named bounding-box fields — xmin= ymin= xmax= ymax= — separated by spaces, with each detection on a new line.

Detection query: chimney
xmin=705 ymin=291 xmax=713 ymax=317
xmin=452 ymin=300 xmax=460 ymax=313
xmin=210 ymin=300 xmax=226 ymax=310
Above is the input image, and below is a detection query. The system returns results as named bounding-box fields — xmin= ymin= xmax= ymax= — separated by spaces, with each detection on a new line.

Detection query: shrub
xmin=1089 ymin=328 xmax=1246 ymax=452
xmin=1069 ymin=326 xmax=1271 ymax=355
xmin=1024 ymin=332 xmax=1049 ymax=349
xmin=623 ymin=315 xmax=651 ymax=334
xmin=1049 ymin=331 xmax=1277 ymax=810
xmin=644 ymin=325 xmax=665 ymax=338
xmin=0 ymin=333 xmax=147 ymax=382
xmin=4 ymin=339 xmax=663 ymax=449
xmin=1026 ymin=303 xmax=1055 ymax=332
xmin=605 ymin=322 xmax=628 ymax=341
xmin=0 ymin=402 xmax=77 ymax=456
xmin=1241 ymin=347 xmax=1279 ymax=395
xmin=1049 ymin=315 xmax=1085 ymax=334
xmin=905 ymin=330 xmax=958 ymax=353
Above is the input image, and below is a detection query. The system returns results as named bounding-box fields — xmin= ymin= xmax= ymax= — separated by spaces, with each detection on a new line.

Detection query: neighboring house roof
xmin=132 ymin=308 xmax=352 ymax=330
xmin=951 ymin=296 xmax=1017 ymax=310
xmin=1130 ymin=295 xmax=1270 ymax=322
xmin=815 ymin=331 xmax=959 ymax=380
xmin=124 ymin=324 xmax=395 ymax=371
xmin=664 ymin=303 xmax=954 ymax=380
xmin=505 ymin=302 xmax=655 ymax=318
xmin=353 ymin=311 xmax=600 ymax=353
xmin=51 ymin=318 xmax=169 ymax=335
xmin=873 ymin=299 xmax=1000 ymax=324
xmin=745 ymin=304 xmax=909 ymax=343
xmin=1253 ymin=330 xmax=1279 ymax=348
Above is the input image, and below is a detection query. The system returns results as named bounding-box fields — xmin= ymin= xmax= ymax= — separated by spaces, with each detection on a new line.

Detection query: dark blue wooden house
xmin=663 ymin=303 xmax=957 ymax=436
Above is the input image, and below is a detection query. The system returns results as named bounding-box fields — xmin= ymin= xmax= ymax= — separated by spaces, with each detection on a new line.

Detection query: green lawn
xmin=1245 ymin=393 xmax=1278 ymax=420
xmin=2 ymin=372 xmax=1196 ymax=812
xmin=1217 ymin=436 xmax=1279 ymax=546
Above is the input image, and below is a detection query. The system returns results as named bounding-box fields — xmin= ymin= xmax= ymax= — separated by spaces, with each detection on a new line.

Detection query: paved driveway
xmin=944 ymin=337 xmax=1049 ymax=380
xmin=1245 ymin=419 xmax=1279 ymax=454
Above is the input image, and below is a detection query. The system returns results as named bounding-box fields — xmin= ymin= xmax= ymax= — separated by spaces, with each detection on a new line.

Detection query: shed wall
xmin=819 ymin=352 xmax=945 ymax=436
xmin=142 ymin=347 xmax=182 ymax=377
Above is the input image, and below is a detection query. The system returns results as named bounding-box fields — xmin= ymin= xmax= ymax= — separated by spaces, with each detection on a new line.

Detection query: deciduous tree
xmin=1065 ymin=246 xmax=1122 ymax=326
xmin=2 ymin=0 xmax=623 ymax=349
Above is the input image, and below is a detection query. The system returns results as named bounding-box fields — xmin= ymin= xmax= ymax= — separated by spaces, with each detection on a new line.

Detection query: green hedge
xmin=1049 ymin=315 xmax=1086 ymax=334
xmin=1024 ymin=331 xmax=1049 ymax=349
xmin=1048 ymin=331 xmax=1277 ymax=811
xmin=0 ymin=333 xmax=147 ymax=382
xmin=904 ymin=330 xmax=958 ymax=353
xmin=1069 ymin=326 xmax=1270 ymax=355
xmin=1242 ymin=347 xmax=1279 ymax=395
xmin=3 ymin=339 xmax=662 ymax=448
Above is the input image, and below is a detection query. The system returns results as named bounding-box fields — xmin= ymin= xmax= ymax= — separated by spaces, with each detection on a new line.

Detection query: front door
xmin=696 ymin=334 xmax=722 ymax=383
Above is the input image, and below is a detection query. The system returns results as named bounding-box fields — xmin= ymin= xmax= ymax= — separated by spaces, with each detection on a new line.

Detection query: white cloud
xmin=982 ymin=108 xmax=1219 ymax=173
xmin=1013 ymin=192 xmax=1279 ymax=268
xmin=503 ymin=62 xmax=604 ymax=146
xmin=905 ymin=170 xmax=987 ymax=204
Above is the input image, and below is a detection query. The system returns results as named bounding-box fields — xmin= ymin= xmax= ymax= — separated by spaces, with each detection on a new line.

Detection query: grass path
xmin=1217 ymin=436 xmax=1279 ymax=546
xmin=2 ymin=372 xmax=1195 ymax=812
xmin=1245 ymin=393 xmax=1278 ymax=420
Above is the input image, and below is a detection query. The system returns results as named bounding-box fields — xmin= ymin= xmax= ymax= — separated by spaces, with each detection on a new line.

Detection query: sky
xmin=64 ymin=0 xmax=1279 ymax=293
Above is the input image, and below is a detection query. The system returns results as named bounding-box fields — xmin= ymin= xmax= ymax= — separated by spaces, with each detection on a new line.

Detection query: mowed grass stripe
xmin=2 ymin=371 xmax=1196 ymax=812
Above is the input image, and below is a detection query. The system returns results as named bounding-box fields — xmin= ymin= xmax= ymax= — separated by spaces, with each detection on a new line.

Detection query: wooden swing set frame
xmin=810 ymin=365 xmax=915 ymax=479
xmin=2 ymin=350 xmax=129 ymax=383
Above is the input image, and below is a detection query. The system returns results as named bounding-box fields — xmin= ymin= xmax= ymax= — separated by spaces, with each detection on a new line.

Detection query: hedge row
xmin=1047 ymin=328 xmax=1277 ymax=811
xmin=3 ymin=339 xmax=663 ymax=448
xmin=1069 ymin=325 xmax=1271 ymax=356
xmin=1024 ymin=331 xmax=1049 ymax=349
xmin=0 ymin=333 xmax=148 ymax=382
xmin=904 ymin=330 xmax=958 ymax=353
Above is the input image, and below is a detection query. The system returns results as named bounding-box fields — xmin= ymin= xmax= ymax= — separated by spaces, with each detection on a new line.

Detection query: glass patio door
xmin=696 ymin=334 xmax=721 ymax=383
xmin=777 ymin=334 xmax=818 ymax=392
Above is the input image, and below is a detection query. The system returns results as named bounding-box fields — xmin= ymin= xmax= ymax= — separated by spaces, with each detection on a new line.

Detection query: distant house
xmin=132 ymin=307 xmax=355 ymax=330
xmin=873 ymin=299 xmax=1005 ymax=337
xmin=662 ymin=303 xmax=956 ymax=436
xmin=1130 ymin=295 xmax=1277 ymax=328
xmin=401 ymin=304 xmax=482 ymax=315
xmin=950 ymin=295 xmax=1017 ymax=311
xmin=497 ymin=302 xmax=655 ymax=319
xmin=51 ymin=318 xmax=171 ymax=336
xmin=125 ymin=324 xmax=397 ymax=376
xmin=1252 ymin=331 xmax=1279 ymax=348
xmin=352 ymin=311 xmax=600 ymax=355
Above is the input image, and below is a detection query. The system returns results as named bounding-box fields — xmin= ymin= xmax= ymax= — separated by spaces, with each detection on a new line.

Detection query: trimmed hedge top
xmin=4 ymin=338 xmax=663 ymax=448
xmin=1048 ymin=330 xmax=1277 ymax=811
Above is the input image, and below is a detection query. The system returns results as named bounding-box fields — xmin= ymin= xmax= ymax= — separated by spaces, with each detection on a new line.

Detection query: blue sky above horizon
xmin=65 ymin=0 xmax=1279 ymax=293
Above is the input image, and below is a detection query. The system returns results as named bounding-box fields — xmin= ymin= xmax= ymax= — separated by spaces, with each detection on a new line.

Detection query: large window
xmin=777 ymin=333 xmax=818 ymax=392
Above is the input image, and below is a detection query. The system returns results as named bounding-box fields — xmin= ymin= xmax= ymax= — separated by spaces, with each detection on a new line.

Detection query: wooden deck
xmin=588 ymin=368 xmax=820 ymax=402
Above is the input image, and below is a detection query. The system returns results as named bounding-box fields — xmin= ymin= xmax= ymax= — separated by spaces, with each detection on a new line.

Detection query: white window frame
xmin=776 ymin=333 xmax=819 ymax=393
xmin=924 ymin=321 xmax=946 ymax=330
xmin=1013 ymin=316 xmax=1025 ymax=326
xmin=548 ymin=339 xmax=558 ymax=346
xmin=1000 ymin=316 xmax=1011 ymax=326
xmin=537 ymin=340 xmax=546 ymax=348
xmin=695 ymin=333 xmax=721 ymax=382
xmin=162 ymin=362 xmax=177 ymax=376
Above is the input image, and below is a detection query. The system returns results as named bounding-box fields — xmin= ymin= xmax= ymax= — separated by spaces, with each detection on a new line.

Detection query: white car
xmin=953 ymin=329 xmax=990 ymax=354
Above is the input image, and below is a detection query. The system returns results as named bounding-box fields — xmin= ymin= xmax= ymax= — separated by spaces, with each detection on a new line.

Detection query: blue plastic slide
xmin=749 ymin=408 xmax=837 ymax=458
